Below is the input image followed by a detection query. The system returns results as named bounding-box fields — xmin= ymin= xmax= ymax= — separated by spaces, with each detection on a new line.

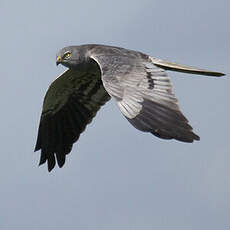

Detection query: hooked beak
xmin=56 ymin=56 xmax=61 ymax=66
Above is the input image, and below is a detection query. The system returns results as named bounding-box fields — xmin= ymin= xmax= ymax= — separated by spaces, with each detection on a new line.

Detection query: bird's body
xmin=35 ymin=44 xmax=224 ymax=171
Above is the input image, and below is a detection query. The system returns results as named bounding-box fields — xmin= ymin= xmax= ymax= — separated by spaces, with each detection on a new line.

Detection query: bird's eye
xmin=63 ymin=52 xmax=71 ymax=59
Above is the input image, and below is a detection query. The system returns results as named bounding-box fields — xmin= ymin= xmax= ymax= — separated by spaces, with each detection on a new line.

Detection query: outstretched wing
xmin=150 ymin=57 xmax=225 ymax=77
xmin=35 ymin=69 xmax=110 ymax=171
xmin=91 ymin=53 xmax=200 ymax=142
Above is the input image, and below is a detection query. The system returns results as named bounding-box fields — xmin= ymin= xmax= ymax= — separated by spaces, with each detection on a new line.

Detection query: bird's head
xmin=56 ymin=46 xmax=84 ymax=69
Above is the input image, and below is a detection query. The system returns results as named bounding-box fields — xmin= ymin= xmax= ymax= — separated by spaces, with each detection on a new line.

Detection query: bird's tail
xmin=150 ymin=57 xmax=225 ymax=77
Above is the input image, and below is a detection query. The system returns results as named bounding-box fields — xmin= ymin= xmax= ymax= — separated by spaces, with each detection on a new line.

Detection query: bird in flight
xmin=35 ymin=44 xmax=224 ymax=171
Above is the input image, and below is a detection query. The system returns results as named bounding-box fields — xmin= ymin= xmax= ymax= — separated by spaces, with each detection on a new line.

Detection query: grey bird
xmin=35 ymin=44 xmax=224 ymax=171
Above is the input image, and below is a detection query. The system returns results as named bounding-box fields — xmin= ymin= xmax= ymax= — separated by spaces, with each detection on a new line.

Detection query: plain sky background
xmin=0 ymin=0 xmax=229 ymax=229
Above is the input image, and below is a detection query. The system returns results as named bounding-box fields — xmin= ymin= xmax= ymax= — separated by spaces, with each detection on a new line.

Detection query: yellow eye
xmin=63 ymin=52 xmax=71 ymax=59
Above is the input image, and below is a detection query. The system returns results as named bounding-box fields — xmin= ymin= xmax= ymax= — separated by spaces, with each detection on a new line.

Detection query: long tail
xmin=150 ymin=57 xmax=225 ymax=77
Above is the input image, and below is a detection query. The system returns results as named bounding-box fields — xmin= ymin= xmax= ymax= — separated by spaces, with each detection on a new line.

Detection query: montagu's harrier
xmin=35 ymin=44 xmax=224 ymax=171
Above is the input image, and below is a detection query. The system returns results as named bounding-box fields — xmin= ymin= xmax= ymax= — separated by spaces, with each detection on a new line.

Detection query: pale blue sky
xmin=0 ymin=0 xmax=229 ymax=229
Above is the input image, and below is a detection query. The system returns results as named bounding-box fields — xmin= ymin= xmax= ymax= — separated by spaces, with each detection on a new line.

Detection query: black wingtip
xmin=56 ymin=154 xmax=66 ymax=168
xmin=179 ymin=132 xmax=200 ymax=143
xmin=34 ymin=140 xmax=41 ymax=152
xmin=47 ymin=155 xmax=56 ymax=172
xmin=175 ymin=130 xmax=200 ymax=143
xmin=194 ymin=134 xmax=200 ymax=141
xmin=213 ymin=72 xmax=225 ymax=77
xmin=34 ymin=146 xmax=40 ymax=152
xmin=48 ymin=167 xmax=53 ymax=172
xmin=39 ymin=151 xmax=47 ymax=166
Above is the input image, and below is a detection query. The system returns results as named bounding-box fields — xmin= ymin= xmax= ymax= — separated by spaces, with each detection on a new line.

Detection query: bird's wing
xmin=35 ymin=68 xmax=110 ymax=171
xmin=150 ymin=57 xmax=225 ymax=76
xmin=90 ymin=54 xmax=200 ymax=142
